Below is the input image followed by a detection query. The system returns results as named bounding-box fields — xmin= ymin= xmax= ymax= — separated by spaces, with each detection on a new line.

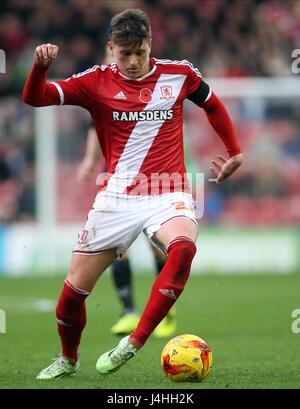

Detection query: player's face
xmin=109 ymin=39 xmax=151 ymax=79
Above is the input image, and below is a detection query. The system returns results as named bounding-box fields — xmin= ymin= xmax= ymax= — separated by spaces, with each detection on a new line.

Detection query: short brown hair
xmin=109 ymin=9 xmax=151 ymax=47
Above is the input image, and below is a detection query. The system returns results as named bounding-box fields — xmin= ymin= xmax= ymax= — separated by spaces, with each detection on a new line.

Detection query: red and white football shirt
xmin=52 ymin=58 xmax=204 ymax=195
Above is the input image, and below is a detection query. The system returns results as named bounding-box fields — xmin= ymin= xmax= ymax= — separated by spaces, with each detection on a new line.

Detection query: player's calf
xmin=56 ymin=280 xmax=90 ymax=362
xmin=37 ymin=280 xmax=89 ymax=379
xmin=96 ymin=237 xmax=196 ymax=375
xmin=129 ymin=237 xmax=196 ymax=349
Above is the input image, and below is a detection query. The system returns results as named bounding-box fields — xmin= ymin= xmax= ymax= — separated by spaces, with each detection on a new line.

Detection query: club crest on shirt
xmin=160 ymin=85 xmax=175 ymax=100
xmin=139 ymin=88 xmax=152 ymax=103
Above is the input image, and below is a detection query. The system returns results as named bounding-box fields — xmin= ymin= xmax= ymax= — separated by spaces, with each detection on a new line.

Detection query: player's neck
xmin=119 ymin=58 xmax=153 ymax=80
xmin=146 ymin=58 xmax=153 ymax=72
xmin=138 ymin=60 xmax=152 ymax=78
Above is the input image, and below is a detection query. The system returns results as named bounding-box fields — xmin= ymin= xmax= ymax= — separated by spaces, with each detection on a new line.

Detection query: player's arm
xmin=23 ymin=43 xmax=98 ymax=109
xmin=77 ymin=128 xmax=101 ymax=183
xmin=187 ymin=80 xmax=243 ymax=184
xmin=22 ymin=43 xmax=60 ymax=106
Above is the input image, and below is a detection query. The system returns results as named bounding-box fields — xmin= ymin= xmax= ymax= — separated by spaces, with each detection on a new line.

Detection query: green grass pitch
xmin=0 ymin=272 xmax=300 ymax=389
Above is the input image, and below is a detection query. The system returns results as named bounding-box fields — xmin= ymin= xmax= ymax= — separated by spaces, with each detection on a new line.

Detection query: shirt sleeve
xmin=52 ymin=66 xmax=100 ymax=109
xmin=201 ymin=92 xmax=242 ymax=157
xmin=184 ymin=61 xmax=203 ymax=95
xmin=22 ymin=63 xmax=61 ymax=107
xmin=187 ymin=80 xmax=211 ymax=106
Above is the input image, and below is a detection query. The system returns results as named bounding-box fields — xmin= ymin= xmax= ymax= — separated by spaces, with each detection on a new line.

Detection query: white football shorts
xmin=73 ymin=191 xmax=198 ymax=257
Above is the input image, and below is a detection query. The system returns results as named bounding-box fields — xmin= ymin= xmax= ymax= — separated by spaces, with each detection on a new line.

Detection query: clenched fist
xmin=35 ymin=43 xmax=59 ymax=67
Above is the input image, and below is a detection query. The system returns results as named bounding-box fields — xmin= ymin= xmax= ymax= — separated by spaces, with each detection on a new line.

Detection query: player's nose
xmin=129 ymin=55 xmax=138 ymax=66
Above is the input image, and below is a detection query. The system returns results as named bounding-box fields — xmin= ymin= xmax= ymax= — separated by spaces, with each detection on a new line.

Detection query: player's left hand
xmin=208 ymin=153 xmax=243 ymax=184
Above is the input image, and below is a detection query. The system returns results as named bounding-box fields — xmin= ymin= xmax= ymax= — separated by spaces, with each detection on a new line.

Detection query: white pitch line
xmin=0 ymin=296 xmax=56 ymax=313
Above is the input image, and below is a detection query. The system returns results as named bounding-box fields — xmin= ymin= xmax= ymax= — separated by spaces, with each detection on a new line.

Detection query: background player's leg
xmin=152 ymin=246 xmax=165 ymax=274
xmin=110 ymin=253 xmax=140 ymax=335
xmin=112 ymin=256 xmax=135 ymax=314
xmin=129 ymin=219 xmax=197 ymax=348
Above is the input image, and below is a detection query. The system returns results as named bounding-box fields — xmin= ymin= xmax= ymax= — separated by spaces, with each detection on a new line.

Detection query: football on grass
xmin=161 ymin=334 xmax=212 ymax=382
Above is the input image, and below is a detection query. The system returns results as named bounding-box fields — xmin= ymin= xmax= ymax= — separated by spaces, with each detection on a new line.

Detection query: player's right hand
xmin=34 ymin=44 xmax=59 ymax=67
xmin=208 ymin=153 xmax=243 ymax=184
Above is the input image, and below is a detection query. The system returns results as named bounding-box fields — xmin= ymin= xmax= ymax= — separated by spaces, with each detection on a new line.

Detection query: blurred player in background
xmin=77 ymin=126 xmax=175 ymax=338
xmin=23 ymin=8 xmax=242 ymax=379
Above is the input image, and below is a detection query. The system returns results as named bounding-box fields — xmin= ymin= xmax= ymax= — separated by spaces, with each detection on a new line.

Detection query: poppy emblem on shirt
xmin=160 ymin=85 xmax=175 ymax=100
xmin=139 ymin=88 xmax=152 ymax=103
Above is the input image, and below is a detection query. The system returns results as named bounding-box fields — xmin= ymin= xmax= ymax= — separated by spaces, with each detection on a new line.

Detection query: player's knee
xmin=168 ymin=238 xmax=196 ymax=262
xmin=56 ymin=280 xmax=89 ymax=326
xmin=167 ymin=239 xmax=196 ymax=284
xmin=178 ymin=240 xmax=196 ymax=262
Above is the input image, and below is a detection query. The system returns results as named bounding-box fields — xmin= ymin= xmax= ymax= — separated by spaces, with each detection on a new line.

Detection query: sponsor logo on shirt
xmin=112 ymin=110 xmax=174 ymax=121
xmin=114 ymin=91 xmax=127 ymax=100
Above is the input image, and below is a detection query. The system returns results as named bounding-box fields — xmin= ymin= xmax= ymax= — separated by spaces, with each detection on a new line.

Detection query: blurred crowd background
xmin=0 ymin=0 xmax=300 ymax=225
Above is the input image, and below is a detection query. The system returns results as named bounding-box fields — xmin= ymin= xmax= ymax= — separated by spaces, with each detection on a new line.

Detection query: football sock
xmin=112 ymin=258 xmax=135 ymax=314
xmin=56 ymin=280 xmax=89 ymax=362
xmin=129 ymin=237 xmax=196 ymax=348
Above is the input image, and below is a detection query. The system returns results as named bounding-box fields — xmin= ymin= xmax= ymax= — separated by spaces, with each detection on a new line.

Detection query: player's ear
xmin=107 ymin=41 xmax=114 ymax=55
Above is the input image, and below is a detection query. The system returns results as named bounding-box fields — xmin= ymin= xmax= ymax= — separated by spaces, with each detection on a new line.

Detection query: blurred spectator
xmin=1 ymin=0 xmax=299 ymax=96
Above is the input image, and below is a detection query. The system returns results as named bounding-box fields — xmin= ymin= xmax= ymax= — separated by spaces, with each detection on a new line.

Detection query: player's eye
xmin=120 ymin=50 xmax=145 ymax=57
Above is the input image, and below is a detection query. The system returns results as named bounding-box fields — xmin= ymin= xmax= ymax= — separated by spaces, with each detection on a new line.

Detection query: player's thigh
xmin=153 ymin=218 xmax=198 ymax=250
xmin=67 ymin=249 xmax=117 ymax=292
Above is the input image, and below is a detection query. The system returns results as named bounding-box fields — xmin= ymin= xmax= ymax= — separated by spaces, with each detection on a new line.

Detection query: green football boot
xmin=111 ymin=312 xmax=140 ymax=336
xmin=154 ymin=307 xmax=177 ymax=338
xmin=36 ymin=355 xmax=79 ymax=379
xmin=96 ymin=335 xmax=137 ymax=375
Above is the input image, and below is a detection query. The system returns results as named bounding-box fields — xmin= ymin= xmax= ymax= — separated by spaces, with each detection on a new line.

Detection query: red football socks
xmin=129 ymin=237 xmax=196 ymax=349
xmin=56 ymin=280 xmax=89 ymax=362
